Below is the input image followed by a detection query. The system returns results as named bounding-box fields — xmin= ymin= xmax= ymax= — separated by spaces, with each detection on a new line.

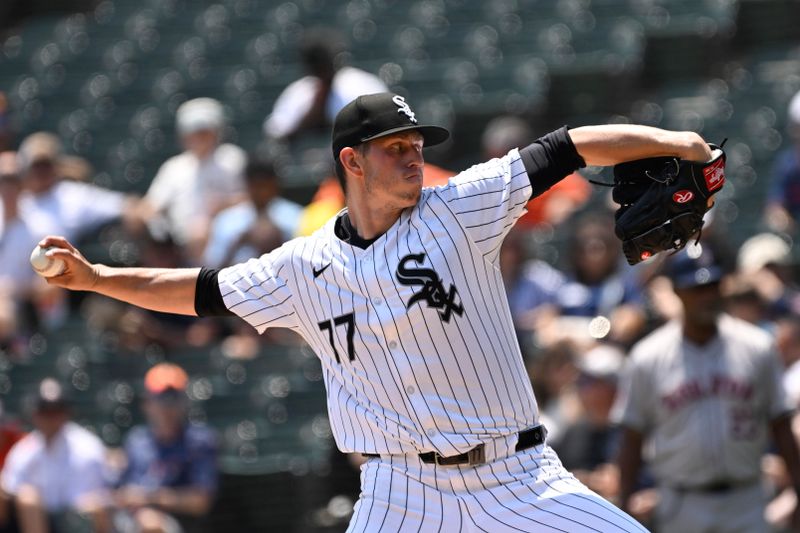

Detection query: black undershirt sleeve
xmin=194 ymin=267 xmax=234 ymax=317
xmin=519 ymin=125 xmax=586 ymax=199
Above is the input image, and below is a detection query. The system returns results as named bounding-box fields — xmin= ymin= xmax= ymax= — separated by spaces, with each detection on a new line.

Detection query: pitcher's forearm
xmin=37 ymin=236 xmax=202 ymax=316
xmin=92 ymin=265 xmax=201 ymax=316
xmin=569 ymin=125 xmax=712 ymax=166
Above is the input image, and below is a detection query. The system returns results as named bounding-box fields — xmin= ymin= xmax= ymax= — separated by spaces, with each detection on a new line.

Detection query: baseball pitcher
xmin=38 ymin=93 xmax=718 ymax=532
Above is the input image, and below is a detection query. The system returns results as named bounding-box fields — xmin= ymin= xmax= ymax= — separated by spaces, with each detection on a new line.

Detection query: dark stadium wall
xmin=0 ymin=0 xmax=96 ymax=34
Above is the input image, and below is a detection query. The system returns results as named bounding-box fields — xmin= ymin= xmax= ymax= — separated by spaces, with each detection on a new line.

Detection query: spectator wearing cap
xmin=552 ymin=344 xmax=625 ymax=501
xmin=614 ymin=245 xmax=800 ymax=532
xmin=732 ymin=232 xmax=800 ymax=320
xmin=203 ymin=154 xmax=302 ymax=268
xmin=139 ymin=98 xmax=246 ymax=264
xmin=765 ymin=90 xmax=800 ymax=234
xmin=17 ymin=132 xmax=138 ymax=242
xmin=112 ymin=364 xmax=217 ymax=533
xmin=262 ymin=27 xmax=388 ymax=142
xmin=0 ymin=378 xmax=110 ymax=533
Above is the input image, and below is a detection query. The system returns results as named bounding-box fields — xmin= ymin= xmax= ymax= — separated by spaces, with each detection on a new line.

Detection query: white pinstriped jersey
xmin=218 ymin=149 xmax=539 ymax=456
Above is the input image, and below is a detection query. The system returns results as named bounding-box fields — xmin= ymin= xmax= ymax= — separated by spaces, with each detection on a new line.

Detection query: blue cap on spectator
xmin=665 ymin=244 xmax=723 ymax=289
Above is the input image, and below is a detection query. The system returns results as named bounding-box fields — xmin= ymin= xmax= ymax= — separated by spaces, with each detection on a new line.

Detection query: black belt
xmin=363 ymin=425 xmax=547 ymax=466
xmin=673 ymin=479 xmax=757 ymax=494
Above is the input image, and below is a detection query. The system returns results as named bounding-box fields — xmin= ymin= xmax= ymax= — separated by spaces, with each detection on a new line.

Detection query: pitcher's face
xmin=358 ymin=131 xmax=426 ymax=210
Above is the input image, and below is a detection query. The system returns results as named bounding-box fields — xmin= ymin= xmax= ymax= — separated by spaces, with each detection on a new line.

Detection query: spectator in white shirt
xmin=1 ymin=378 xmax=110 ymax=533
xmin=0 ymin=152 xmax=42 ymax=355
xmin=141 ymin=98 xmax=246 ymax=263
xmin=203 ymin=155 xmax=302 ymax=268
xmin=17 ymin=133 xmax=136 ymax=243
xmin=263 ymin=27 xmax=388 ymax=141
xmin=0 ymin=152 xmax=39 ymax=296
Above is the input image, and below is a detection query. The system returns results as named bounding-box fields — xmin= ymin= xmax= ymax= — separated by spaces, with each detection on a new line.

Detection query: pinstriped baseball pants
xmin=347 ymin=444 xmax=648 ymax=532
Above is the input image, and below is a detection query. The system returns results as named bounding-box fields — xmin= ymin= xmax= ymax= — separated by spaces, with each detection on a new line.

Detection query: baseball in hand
xmin=30 ymin=245 xmax=66 ymax=278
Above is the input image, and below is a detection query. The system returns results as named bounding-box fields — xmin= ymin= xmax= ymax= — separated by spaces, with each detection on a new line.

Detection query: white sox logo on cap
xmin=392 ymin=95 xmax=417 ymax=124
xmin=331 ymin=93 xmax=449 ymax=158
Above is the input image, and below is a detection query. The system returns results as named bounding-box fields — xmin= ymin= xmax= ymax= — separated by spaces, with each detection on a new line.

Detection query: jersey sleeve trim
xmin=519 ymin=125 xmax=586 ymax=199
xmin=194 ymin=268 xmax=234 ymax=317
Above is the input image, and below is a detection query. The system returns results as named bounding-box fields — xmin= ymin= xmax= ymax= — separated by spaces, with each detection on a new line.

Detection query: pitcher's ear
xmin=339 ymin=147 xmax=363 ymax=177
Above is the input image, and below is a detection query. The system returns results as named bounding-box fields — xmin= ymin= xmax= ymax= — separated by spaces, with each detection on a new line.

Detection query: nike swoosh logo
xmin=313 ymin=263 xmax=332 ymax=278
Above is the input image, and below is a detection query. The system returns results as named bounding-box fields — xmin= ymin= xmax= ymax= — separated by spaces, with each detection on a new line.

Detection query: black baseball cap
xmin=331 ymin=93 xmax=450 ymax=160
xmin=665 ymin=245 xmax=723 ymax=289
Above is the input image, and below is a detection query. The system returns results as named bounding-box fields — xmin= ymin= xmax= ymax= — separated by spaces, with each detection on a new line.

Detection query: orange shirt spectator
xmin=297 ymin=163 xmax=453 ymax=236
xmin=517 ymin=172 xmax=590 ymax=228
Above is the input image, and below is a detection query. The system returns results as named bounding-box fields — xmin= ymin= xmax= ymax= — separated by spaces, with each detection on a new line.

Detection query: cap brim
xmin=361 ymin=124 xmax=450 ymax=148
xmin=145 ymin=388 xmax=186 ymax=402
xmin=671 ymin=266 xmax=723 ymax=289
xmin=35 ymin=400 xmax=69 ymax=412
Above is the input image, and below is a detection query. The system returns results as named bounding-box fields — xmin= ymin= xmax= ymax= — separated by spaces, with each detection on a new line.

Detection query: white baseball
xmin=30 ymin=245 xmax=66 ymax=278
xmin=588 ymin=315 xmax=612 ymax=339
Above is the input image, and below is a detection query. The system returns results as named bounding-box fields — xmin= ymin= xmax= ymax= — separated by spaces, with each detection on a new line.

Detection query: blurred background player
xmin=614 ymin=245 xmax=800 ymax=532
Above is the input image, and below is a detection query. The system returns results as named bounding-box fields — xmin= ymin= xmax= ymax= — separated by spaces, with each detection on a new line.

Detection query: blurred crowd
xmin=0 ymin=364 xmax=216 ymax=533
xmin=1 ymin=24 xmax=800 ymax=533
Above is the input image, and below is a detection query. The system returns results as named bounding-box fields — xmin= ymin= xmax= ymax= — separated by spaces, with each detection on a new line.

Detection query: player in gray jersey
xmin=614 ymin=245 xmax=800 ymax=532
xmin=39 ymin=92 xmax=716 ymax=531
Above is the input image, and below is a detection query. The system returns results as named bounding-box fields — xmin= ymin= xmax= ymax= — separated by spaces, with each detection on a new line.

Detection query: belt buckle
xmin=466 ymin=443 xmax=486 ymax=465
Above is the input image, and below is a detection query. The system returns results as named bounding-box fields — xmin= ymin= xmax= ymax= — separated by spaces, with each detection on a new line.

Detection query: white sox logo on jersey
xmin=392 ymin=95 xmax=417 ymax=124
xmin=396 ymin=253 xmax=463 ymax=323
